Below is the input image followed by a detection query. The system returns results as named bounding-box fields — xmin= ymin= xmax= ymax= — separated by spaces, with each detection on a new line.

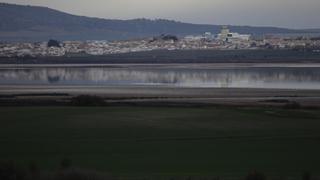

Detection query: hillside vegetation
xmin=0 ymin=3 xmax=315 ymax=41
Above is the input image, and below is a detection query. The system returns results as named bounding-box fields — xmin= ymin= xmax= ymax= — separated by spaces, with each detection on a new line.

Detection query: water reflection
xmin=0 ymin=66 xmax=320 ymax=89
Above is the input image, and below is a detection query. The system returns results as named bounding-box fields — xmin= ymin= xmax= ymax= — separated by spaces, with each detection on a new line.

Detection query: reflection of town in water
xmin=1 ymin=67 xmax=320 ymax=89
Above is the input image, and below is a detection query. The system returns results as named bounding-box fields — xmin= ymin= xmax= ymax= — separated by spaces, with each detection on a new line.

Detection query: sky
xmin=2 ymin=0 xmax=320 ymax=29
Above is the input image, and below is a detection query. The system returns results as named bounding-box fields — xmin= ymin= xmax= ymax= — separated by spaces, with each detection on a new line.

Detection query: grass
xmin=0 ymin=106 xmax=320 ymax=178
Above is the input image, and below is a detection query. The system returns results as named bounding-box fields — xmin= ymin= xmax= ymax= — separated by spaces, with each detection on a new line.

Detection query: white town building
xmin=217 ymin=26 xmax=251 ymax=42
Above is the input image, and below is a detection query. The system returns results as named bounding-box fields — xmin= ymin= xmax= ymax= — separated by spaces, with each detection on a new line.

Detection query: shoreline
xmin=1 ymin=63 xmax=320 ymax=107
xmin=2 ymin=62 xmax=320 ymax=68
xmin=1 ymin=49 xmax=320 ymax=64
xmin=1 ymin=86 xmax=320 ymax=107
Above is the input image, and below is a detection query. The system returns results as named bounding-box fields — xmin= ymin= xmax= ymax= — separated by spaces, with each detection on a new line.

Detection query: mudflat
xmin=1 ymin=85 xmax=320 ymax=107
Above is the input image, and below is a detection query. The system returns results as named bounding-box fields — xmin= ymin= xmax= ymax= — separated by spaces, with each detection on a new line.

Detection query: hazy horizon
xmin=1 ymin=0 xmax=320 ymax=29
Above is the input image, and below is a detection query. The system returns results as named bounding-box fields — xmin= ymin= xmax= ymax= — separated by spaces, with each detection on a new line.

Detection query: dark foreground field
xmin=1 ymin=106 xmax=320 ymax=179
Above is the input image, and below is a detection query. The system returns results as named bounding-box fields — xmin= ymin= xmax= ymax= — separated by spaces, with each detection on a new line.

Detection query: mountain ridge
xmin=0 ymin=3 xmax=319 ymax=42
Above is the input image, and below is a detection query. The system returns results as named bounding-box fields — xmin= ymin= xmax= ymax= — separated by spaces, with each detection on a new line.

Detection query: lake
xmin=1 ymin=64 xmax=320 ymax=90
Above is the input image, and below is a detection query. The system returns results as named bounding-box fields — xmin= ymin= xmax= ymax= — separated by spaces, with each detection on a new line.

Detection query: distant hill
xmin=0 ymin=3 xmax=319 ymax=42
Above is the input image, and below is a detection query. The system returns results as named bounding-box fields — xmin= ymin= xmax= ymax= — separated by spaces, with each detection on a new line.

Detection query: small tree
xmin=48 ymin=39 xmax=61 ymax=48
xmin=161 ymin=34 xmax=178 ymax=41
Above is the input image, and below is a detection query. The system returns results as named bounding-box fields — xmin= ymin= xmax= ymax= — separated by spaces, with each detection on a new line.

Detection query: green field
xmin=1 ymin=106 xmax=320 ymax=178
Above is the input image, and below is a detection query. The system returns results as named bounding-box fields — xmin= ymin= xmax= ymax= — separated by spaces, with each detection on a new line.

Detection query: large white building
xmin=217 ymin=26 xmax=251 ymax=42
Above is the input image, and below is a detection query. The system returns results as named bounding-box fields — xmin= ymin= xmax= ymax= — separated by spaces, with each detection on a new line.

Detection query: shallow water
xmin=1 ymin=65 xmax=320 ymax=89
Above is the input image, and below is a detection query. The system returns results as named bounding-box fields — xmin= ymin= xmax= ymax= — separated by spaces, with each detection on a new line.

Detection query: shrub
xmin=0 ymin=161 xmax=26 ymax=180
xmin=27 ymin=161 xmax=39 ymax=179
xmin=302 ymin=172 xmax=311 ymax=180
xmin=56 ymin=169 xmax=112 ymax=180
xmin=70 ymin=95 xmax=106 ymax=106
xmin=283 ymin=101 xmax=301 ymax=109
xmin=245 ymin=170 xmax=266 ymax=180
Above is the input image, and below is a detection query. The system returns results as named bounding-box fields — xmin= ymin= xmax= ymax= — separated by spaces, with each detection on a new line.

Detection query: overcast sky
xmin=2 ymin=0 xmax=320 ymax=29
